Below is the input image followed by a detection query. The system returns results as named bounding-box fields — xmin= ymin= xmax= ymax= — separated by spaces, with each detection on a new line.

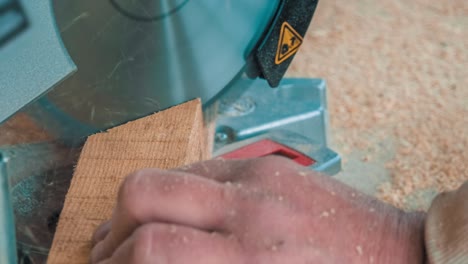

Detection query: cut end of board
xmin=47 ymin=99 xmax=208 ymax=263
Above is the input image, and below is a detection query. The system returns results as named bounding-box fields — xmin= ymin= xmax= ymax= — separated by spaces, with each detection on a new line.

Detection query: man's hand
xmin=90 ymin=156 xmax=425 ymax=263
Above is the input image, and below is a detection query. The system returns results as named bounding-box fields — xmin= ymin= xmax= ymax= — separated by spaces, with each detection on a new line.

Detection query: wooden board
xmin=48 ymin=99 xmax=208 ymax=263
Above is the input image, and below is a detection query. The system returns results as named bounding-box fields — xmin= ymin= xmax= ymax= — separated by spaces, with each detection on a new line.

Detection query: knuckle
xmin=118 ymin=169 xmax=157 ymax=218
xmin=130 ymin=225 xmax=160 ymax=263
xmin=223 ymin=183 xmax=263 ymax=227
xmin=130 ymin=224 xmax=179 ymax=264
xmin=219 ymin=185 xmax=239 ymax=222
xmin=121 ymin=169 xmax=152 ymax=194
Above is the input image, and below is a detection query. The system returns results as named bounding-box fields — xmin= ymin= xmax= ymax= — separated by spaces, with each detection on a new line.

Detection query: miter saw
xmin=0 ymin=0 xmax=341 ymax=263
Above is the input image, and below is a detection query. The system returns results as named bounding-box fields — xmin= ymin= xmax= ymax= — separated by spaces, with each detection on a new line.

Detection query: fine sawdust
xmin=288 ymin=0 xmax=467 ymax=209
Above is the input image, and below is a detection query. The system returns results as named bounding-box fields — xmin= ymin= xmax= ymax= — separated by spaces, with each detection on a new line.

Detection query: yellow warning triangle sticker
xmin=275 ymin=22 xmax=303 ymax=65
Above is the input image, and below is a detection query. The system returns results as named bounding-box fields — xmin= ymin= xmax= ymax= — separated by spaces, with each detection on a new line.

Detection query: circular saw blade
xmin=44 ymin=0 xmax=280 ymax=131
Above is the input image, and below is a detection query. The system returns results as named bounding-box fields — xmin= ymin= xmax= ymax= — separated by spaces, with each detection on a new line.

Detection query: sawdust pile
xmin=288 ymin=0 xmax=467 ymax=209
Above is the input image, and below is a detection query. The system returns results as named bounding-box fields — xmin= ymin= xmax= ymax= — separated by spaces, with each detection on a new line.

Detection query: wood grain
xmin=47 ymin=99 xmax=208 ymax=263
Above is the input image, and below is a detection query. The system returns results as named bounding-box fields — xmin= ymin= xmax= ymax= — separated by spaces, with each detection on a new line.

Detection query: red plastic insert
xmin=220 ymin=139 xmax=316 ymax=166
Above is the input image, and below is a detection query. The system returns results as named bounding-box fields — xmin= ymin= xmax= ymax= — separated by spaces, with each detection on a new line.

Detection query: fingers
xmin=177 ymin=156 xmax=316 ymax=203
xmin=175 ymin=158 xmax=250 ymax=182
xmin=93 ymin=168 xmax=236 ymax=262
xmin=425 ymin=186 xmax=465 ymax=264
xmin=176 ymin=156 xmax=302 ymax=184
xmin=92 ymin=157 xmax=308 ymax=263
xmin=93 ymin=223 xmax=243 ymax=264
xmin=92 ymin=221 xmax=111 ymax=246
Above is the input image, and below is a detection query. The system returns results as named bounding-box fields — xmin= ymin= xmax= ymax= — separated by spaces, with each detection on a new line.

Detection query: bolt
xmin=215 ymin=132 xmax=228 ymax=143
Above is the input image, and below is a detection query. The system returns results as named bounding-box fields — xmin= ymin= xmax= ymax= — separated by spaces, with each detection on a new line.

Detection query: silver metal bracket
xmin=213 ymin=78 xmax=341 ymax=175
